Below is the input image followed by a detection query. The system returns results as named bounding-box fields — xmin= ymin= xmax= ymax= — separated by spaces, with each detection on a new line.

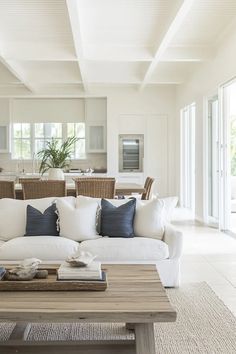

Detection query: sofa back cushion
xmin=56 ymin=196 xmax=100 ymax=242
xmin=100 ymin=198 xmax=136 ymax=238
xmin=0 ymin=197 xmax=75 ymax=241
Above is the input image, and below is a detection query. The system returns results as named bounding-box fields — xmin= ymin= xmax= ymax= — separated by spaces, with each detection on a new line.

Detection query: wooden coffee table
xmin=0 ymin=264 xmax=176 ymax=354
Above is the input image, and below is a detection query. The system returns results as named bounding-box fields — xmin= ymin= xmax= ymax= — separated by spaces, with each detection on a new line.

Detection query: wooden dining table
xmin=14 ymin=182 xmax=145 ymax=199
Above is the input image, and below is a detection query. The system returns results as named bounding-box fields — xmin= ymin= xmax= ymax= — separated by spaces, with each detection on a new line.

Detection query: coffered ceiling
xmin=0 ymin=0 xmax=235 ymax=95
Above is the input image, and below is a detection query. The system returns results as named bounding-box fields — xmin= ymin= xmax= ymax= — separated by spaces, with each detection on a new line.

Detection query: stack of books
xmin=57 ymin=261 xmax=102 ymax=281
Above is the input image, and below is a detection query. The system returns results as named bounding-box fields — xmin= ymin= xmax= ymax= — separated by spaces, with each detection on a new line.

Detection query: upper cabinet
xmin=85 ymin=98 xmax=107 ymax=153
xmin=87 ymin=122 xmax=106 ymax=152
xmin=0 ymin=124 xmax=9 ymax=153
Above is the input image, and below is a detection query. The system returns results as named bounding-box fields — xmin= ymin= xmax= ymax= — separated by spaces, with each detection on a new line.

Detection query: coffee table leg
xmin=134 ymin=323 xmax=156 ymax=354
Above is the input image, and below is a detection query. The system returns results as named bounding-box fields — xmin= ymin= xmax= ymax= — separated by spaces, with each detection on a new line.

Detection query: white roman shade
xmin=11 ymin=99 xmax=85 ymax=123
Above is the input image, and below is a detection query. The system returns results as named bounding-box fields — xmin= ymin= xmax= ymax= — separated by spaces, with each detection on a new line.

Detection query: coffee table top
xmin=0 ymin=264 xmax=176 ymax=323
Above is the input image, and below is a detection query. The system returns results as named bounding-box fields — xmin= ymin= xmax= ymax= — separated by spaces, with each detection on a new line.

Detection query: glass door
xmin=220 ymin=80 xmax=236 ymax=233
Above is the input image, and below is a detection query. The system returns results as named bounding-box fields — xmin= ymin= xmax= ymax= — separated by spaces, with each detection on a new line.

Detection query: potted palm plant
xmin=38 ymin=137 xmax=77 ymax=180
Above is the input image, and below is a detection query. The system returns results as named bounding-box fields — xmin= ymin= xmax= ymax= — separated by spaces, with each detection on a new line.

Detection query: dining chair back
xmin=19 ymin=177 xmax=41 ymax=184
xmin=21 ymin=180 xmax=66 ymax=199
xmin=74 ymin=177 xmax=115 ymax=199
xmin=141 ymin=177 xmax=155 ymax=200
xmin=0 ymin=180 xmax=15 ymax=199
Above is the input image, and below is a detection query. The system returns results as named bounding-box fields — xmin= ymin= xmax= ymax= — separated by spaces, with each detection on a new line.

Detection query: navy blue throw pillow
xmin=100 ymin=198 xmax=136 ymax=238
xmin=25 ymin=204 xmax=59 ymax=236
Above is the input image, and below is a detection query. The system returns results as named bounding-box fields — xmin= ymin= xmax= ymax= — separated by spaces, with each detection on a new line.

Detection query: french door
xmin=219 ymin=79 xmax=236 ymax=233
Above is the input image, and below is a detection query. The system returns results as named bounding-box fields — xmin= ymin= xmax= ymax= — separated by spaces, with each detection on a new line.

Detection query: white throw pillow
xmin=56 ymin=196 xmax=100 ymax=242
xmin=134 ymin=198 xmax=165 ymax=240
xmin=0 ymin=197 xmax=75 ymax=241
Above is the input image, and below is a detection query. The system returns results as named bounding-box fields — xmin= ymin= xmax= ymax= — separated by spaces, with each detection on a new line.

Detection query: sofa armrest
xmin=163 ymin=223 xmax=183 ymax=259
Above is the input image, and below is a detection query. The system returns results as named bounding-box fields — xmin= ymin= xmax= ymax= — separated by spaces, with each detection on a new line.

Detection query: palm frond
xmin=38 ymin=137 xmax=78 ymax=174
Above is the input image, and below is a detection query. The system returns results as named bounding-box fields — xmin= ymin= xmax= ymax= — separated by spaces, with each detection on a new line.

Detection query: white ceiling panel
xmin=86 ymin=61 xmax=149 ymax=83
xmin=0 ymin=0 xmax=76 ymax=60
xmin=15 ymin=61 xmax=82 ymax=84
xmin=0 ymin=0 xmax=235 ymax=92
xmin=170 ymin=0 xmax=236 ymax=46
xmin=78 ymin=0 xmax=182 ymax=47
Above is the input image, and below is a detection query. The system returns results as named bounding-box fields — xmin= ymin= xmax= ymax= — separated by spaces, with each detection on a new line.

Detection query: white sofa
xmin=0 ymin=196 xmax=183 ymax=287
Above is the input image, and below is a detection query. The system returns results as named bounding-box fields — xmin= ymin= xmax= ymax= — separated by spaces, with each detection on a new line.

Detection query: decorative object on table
xmin=66 ymin=250 xmax=97 ymax=267
xmin=37 ymin=136 xmax=77 ymax=180
xmin=0 ymin=266 xmax=107 ymax=291
xmin=0 ymin=266 xmax=6 ymax=280
xmin=4 ymin=258 xmax=47 ymax=281
xmin=58 ymin=261 xmax=102 ymax=280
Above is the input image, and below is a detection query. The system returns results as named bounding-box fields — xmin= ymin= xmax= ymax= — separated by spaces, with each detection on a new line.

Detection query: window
xmin=12 ymin=122 xmax=86 ymax=159
xmin=34 ymin=123 xmax=62 ymax=154
xmin=12 ymin=123 xmax=31 ymax=159
xmin=67 ymin=123 xmax=86 ymax=159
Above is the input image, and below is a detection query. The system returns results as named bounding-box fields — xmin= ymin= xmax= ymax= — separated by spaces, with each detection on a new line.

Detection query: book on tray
xmin=57 ymin=261 xmax=102 ymax=281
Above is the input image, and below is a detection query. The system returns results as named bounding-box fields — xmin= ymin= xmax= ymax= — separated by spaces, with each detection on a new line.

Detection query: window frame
xmin=11 ymin=123 xmax=32 ymax=160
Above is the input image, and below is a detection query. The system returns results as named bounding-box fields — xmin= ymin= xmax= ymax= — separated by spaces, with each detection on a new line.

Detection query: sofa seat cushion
xmin=0 ymin=236 xmax=79 ymax=261
xmin=80 ymin=237 xmax=169 ymax=262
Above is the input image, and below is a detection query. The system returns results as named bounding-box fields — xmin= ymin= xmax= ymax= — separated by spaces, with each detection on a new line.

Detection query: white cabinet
xmin=86 ymin=122 xmax=107 ymax=153
xmin=85 ymin=98 xmax=107 ymax=153
xmin=0 ymin=125 xmax=9 ymax=153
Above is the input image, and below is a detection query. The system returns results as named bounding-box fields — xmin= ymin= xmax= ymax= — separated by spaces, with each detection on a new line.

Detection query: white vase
xmin=48 ymin=168 xmax=64 ymax=180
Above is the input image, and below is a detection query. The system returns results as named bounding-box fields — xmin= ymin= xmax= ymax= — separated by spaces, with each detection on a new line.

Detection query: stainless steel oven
xmin=119 ymin=134 xmax=144 ymax=172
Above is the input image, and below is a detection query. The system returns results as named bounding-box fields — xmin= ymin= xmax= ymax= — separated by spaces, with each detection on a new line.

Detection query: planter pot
xmin=48 ymin=168 xmax=65 ymax=180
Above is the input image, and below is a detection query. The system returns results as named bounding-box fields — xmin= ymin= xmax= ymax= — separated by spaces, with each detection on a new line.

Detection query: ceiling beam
xmin=0 ymin=55 xmax=34 ymax=92
xmin=160 ymin=46 xmax=213 ymax=62
xmin=66 ymin=0 xmax=89 ymax=92
xmin=140 ymin=0 xmax=194 ymax=90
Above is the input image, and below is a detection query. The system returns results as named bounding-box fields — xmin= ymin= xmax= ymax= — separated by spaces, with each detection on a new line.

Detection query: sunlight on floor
xmin=173 ymin=208 xmax=236 ymax=316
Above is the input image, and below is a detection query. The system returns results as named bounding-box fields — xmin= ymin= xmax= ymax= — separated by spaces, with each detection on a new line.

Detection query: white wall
xmin=11 ymin=98 xmax=85 ymax=122
xmin=176 ymin=22 xmax=236 ymax=221
xmin=102 ymin=87 xmax=176 ymax=196
xmin=0 ymin=86 xmax=177 ymax=197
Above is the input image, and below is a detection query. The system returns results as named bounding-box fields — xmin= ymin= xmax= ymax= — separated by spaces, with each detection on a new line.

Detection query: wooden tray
xmin=0 ymin=269 xmax=107 ymax=291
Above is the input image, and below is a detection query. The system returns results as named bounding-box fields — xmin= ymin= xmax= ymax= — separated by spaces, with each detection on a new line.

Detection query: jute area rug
xmin=1 ymin=282 xmax=236 ymax=354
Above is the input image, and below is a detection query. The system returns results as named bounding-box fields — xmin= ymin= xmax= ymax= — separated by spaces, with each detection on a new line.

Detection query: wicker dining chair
xmin=21 ymin=180 xmax=66 ymax=200
xmin=18 ymin=177 xmax=41 ymax=184
xmin=141 ymin=177 xmax=155 ymax=200
xmin=0 ymin=180 xmax=16 ymax=199
xmin=74 ymin=177 xmax=116 ymax=199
